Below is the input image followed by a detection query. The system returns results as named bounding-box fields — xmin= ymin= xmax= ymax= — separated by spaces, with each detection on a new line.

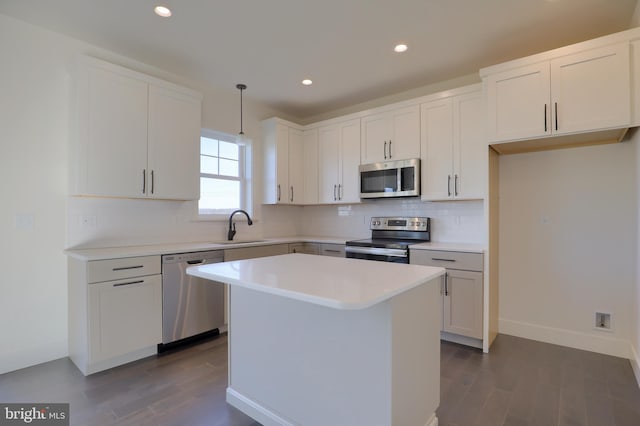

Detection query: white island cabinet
xmin=187 ymin=253 xmax=444 ymax=426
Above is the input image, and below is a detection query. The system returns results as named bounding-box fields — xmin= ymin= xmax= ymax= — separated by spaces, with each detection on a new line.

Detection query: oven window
xmin=361 ymin=169 xmax=397 ymax=193
xmin=400 ymin=167 xmax=415 ymax=191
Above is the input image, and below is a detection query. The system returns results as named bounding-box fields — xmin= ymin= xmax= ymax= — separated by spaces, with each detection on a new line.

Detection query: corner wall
xmin=498 ymin=141 xmax=637 ymax=359
xmin=0 ymin=13 xmax=287 ymax=374
xmin=634 ymin=130 xmax=640 ymax=385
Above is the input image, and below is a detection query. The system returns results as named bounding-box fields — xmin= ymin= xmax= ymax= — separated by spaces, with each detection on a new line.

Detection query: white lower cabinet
xmin=411 ymin=249 xmax=484 ymax=344
xmin=289 ymin=243 xmax=345 ymax=257
xmin=442 ymin=269 xmax=483 ymax=339
xmin=69 ymin=255 xmax=162 ymax=375
xmin=88 ymin=275 xmax=162 ymax=363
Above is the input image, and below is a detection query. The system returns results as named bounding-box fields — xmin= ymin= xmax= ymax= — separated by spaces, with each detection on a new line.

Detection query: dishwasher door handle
xmin=186 ymin=259 xmax=205 ymax=265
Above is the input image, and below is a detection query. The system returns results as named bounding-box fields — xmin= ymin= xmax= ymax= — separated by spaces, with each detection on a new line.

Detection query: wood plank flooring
xmin=1 ymin=334 xmax=639 ymax=425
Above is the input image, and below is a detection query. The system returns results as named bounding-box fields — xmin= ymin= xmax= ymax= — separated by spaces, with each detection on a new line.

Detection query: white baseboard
xmin=499 ymin=318 xmax=630 ymax=358
xmin=424 ymin=413 xmax=438 ymax=426
xmin=631 ymin=343 xmax=640 ymax=389
xmin=226 ymin=387 xmax=295 ymax=426
xmin=441 ymin=331 xmax=483 ymax=350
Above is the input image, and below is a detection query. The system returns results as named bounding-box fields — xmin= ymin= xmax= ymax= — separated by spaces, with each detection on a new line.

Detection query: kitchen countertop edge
xmin=64 ymin=236 xmax=351 ymax=261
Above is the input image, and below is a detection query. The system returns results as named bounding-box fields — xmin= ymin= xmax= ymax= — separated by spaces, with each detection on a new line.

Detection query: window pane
xmin=199 ymin=177 xmax=240 ymax=210
xmin=219 ymin=158 xmax=239 ymax=177
xmin=219 ymin=141 xmax=239 ymax=160
xmin=201 ymin=137 xmax=218 ymax=156
xmin=200 ymin=156 xmax=218 ymax=175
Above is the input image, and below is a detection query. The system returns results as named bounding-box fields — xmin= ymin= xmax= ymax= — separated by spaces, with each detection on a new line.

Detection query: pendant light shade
xmin=236 ymin=83 xmax=249 ymax=146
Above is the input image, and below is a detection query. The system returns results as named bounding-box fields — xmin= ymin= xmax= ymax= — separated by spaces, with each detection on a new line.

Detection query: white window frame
xmin=197 ymin=128 xmax=253 ymax=220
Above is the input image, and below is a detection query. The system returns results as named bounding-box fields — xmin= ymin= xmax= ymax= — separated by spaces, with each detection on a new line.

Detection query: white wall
xmin=498 ymin=141 xmax=638 ymax=358
xmin=0 ymin=13 xmax=284 ymax=374
xmin=634 ymin=130 xmax=640 ymax=382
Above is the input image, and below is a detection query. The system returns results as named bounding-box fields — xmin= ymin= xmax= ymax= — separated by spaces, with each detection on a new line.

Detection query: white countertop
xmin=409 ymin=241 xmax=485 ymax=253
xmin=186 ymin=253 xmax=445 ymax=310
xmin=64 ymin=236 xmax=350 ymax=261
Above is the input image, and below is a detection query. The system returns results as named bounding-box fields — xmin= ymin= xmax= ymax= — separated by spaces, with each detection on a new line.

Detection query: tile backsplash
xmin=67 ymin=196 xmax=484 ymax=249
xmin=290 ymin=198 xmax=485 ymax=243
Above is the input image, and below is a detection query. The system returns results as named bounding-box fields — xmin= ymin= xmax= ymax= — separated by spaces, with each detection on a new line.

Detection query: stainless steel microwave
xmin=359 ymin=158 xmax=420 ymax=199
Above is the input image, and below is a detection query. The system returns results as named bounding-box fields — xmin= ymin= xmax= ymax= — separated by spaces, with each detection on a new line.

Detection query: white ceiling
xmin=1 ymin=0 xmax=637 ymax=120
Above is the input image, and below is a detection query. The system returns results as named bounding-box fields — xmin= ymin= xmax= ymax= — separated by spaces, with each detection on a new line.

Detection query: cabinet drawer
xmin=410 ymin=250 xmax=483 ymax=272
xmin=87 ymin=256 xmax=161 ymax=283
xmin=319 ymin=244 xmax=345 ymax=257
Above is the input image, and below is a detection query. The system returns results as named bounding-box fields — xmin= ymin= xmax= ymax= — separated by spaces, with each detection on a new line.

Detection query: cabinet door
xmin=275 ymin=124 xmax=290 ymax=203
xmin=339 ymin=119 xmax=361 ymax=202
xmin=485 ymin=62 xmax=551 ymax=142
xmin=88 ymin=274 xmax=162 ymax=362
xmin=361 ymin=112 xmax=391 ymax=163
xmin=79 ymin=64 xmax=148 ymax=197
xmin=632 ymin=40 xmax=640 ymax=127
xmin=318 ymin=125 xmax=340 ymax=203
xmin=550 ymin=43 xmax=630 ymax=135
xmin=147 ymin=85 xmax=201 ymax=200
xmin=389 ymin=105 xmax=420 ymax=161
xmin=421 ymin=98 xmax=454 ymax=200
xmin=288 ymin=128 xmax=304 ymax=204
xmin=361 ymin=106 xmax=420 ymax=163
xmin=453 ymin=91 xmax=486 ymax=199
xmin=443 ymin=270 xmax=483 ymax=339
xmin=303 ymin=129 xmax=319 ymax=204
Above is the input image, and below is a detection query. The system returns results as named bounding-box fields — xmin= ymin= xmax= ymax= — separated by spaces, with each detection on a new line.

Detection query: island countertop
xmin=186 ymin=253 xmax=445 ymax=310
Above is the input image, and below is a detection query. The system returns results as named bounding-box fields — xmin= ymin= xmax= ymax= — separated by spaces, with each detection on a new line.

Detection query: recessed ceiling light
xmin=154 ymin=6 xmax=172 ymax=17
xmin=394 ymin=44 xmax=408 ymax=53
xmin=302 ymin=79 xmax=313 ymax=86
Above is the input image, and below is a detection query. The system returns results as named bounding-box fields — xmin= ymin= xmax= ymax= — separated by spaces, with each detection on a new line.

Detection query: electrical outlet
xmin=594 ymin=312 xmax=612 ymax=331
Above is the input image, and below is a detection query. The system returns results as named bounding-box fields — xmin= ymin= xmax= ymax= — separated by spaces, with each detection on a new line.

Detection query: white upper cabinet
xmin=421 ymin=86 xmax=486 ymax=201
xmin=263 ymin=119 xmax=307 ymax=204
xmin=302 ymin=129 xmax=319 ymax=204
xmin=485 ymin=63 xmax=550 ymax=142
xmin=550 ymin=44 xmax=630 ymax=135
xmin=72 ymin=56 xmax=202 ymax=200
xmin=318 ymin=119 xmax=361 ymax=204
xmin=360 ymin=105 xmax=420 ymax=163
xmin=147 ymin=85 xmax=201 ymax=200
xmin=484 ymin=42 xmax=630 ymax=145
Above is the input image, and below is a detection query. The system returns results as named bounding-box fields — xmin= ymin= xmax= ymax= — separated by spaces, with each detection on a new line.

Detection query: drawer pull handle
xmin=112 ymin=265 xmax=144 ymax=271
xmin=324 ymin=249 xmax=341 ymax=253
xmin=444 ymin=273 xmax=449 ymax=296
xmin=113 ymin=280 xmax=144 ymax=287
xmin=432 ymin=258 xmax=456 ymax=262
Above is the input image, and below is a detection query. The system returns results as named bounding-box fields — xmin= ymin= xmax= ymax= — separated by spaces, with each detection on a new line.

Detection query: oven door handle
xmin=345 ymin=246 xmax=407 ymax=257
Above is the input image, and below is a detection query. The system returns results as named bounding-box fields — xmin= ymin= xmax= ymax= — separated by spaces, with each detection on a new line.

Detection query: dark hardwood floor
xmin=1 ymin=334 xmax=639 ymax=425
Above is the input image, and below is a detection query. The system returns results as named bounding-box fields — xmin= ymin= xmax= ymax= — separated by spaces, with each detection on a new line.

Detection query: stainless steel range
xmin=345 ymin=216 xmax=430 ymax=264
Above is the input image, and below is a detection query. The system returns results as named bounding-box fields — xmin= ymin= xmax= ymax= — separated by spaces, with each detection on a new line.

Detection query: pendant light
xmin=236 ymin=83 xmax=249 ymax=146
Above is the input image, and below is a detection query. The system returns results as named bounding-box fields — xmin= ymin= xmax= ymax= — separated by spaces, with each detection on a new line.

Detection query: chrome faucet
xmin=228 ymin=209 xmax=253 ymax=241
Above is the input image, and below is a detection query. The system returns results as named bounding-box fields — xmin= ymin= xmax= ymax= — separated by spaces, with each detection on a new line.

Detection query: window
xmin=198 ymin=130 xmax=251 ymax=217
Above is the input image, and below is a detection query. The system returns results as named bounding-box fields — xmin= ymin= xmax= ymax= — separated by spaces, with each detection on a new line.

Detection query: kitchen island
xmin=187 ymin=253 xmax=445 ymax=426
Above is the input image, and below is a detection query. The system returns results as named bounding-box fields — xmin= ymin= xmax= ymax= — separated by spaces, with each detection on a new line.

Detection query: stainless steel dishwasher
xmin=160 ymin=250 xmax=224 ymax=350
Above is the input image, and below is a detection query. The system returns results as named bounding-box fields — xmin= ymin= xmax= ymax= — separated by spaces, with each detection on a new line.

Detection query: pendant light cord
xmin=236 ymin=83 xmax=247 ymax=135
